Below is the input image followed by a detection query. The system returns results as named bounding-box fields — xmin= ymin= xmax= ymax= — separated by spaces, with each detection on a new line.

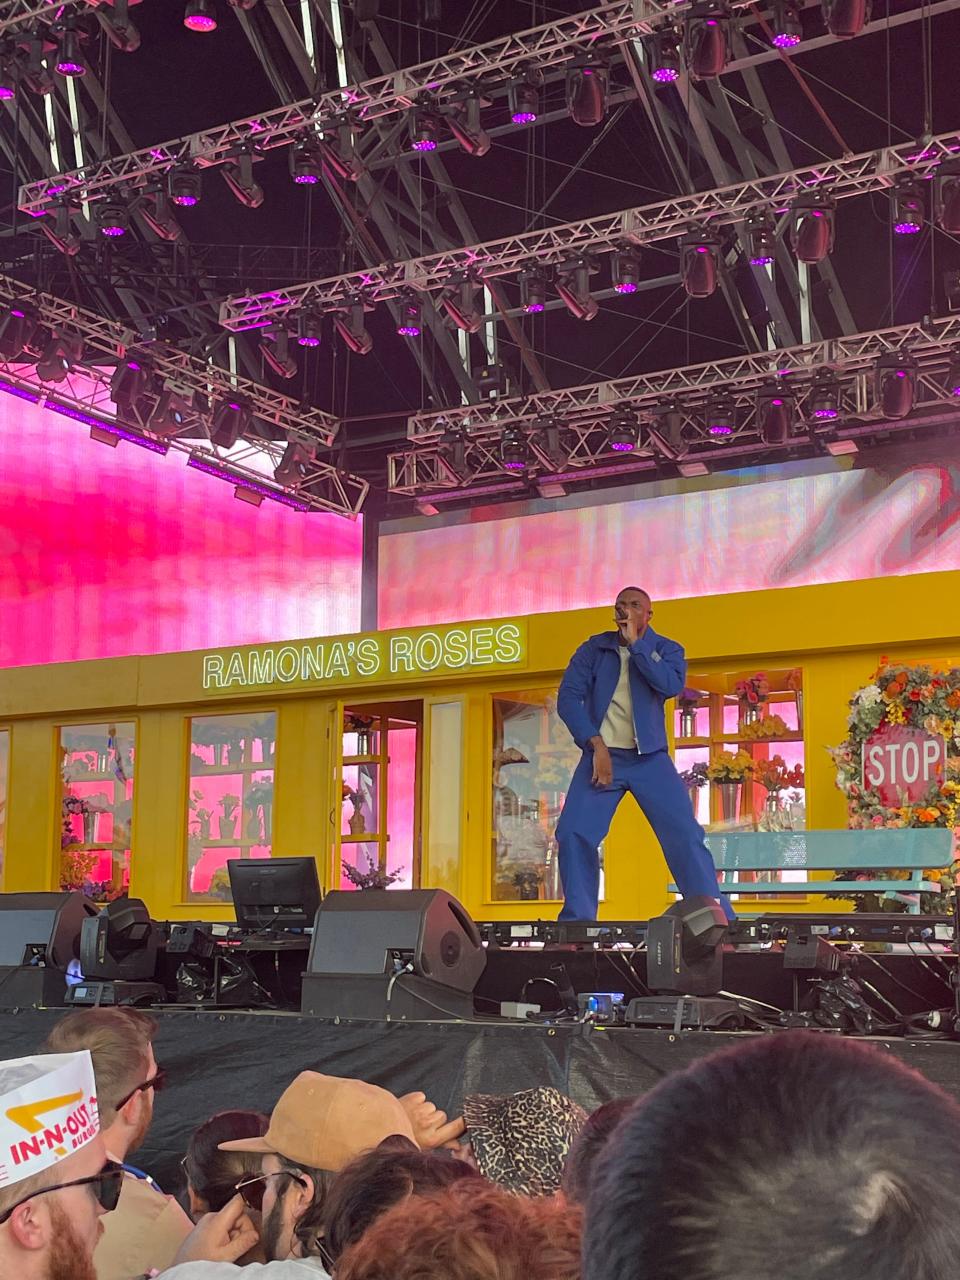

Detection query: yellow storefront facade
xmin=1 ymin=569 xmax=958 ymax=923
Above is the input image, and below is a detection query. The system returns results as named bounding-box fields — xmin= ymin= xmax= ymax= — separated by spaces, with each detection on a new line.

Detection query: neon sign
xmin=202 ymin=620 xmax=527 ymax=692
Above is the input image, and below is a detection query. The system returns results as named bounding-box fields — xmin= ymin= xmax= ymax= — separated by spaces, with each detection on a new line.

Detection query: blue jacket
xmin=557 ymin=627 xmax=686 ymax=754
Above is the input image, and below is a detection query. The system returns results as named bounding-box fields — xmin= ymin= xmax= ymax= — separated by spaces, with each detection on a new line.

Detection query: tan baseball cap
xmin=219 ymin=1072 xmax=416 ymax=1173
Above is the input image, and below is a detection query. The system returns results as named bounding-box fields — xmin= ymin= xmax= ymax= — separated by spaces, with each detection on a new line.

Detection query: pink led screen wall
xmin=0 ymin=393 xmax=362 ymax=668
xmin=379 ymin=457 xmax=960 ymax=628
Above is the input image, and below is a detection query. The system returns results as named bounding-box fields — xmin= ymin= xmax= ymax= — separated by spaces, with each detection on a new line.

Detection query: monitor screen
xmin=227 ymin=858 xmax=322 ymax=932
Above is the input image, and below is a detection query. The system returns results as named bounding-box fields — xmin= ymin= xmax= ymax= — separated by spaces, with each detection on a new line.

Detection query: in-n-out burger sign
xmin=202 ymin=620 xmax=527 ymax=692
xmin=861 ymin=724 xmax=947 ymax=806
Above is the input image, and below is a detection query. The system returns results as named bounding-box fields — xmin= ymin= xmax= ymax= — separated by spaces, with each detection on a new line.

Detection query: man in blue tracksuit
xmin=555 ymin=586 xmax=734 ymax=923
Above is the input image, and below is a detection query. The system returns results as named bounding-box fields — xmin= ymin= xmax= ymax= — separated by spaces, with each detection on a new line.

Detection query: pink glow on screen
xmin=0 ymin=394 xmax=362 ymax=667
xmin=379 ymin=462 xmax=960 ymax=627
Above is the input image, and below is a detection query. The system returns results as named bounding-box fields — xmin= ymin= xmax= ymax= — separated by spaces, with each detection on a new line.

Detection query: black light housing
xmin=317 ymin=121 xmax=364 ymax=182
xmin=409 ymin=108 xmax=441 ymax=153
xmin=168 ymin=169 xmax=202 ymax=207
xmin=746 ymin=213 xmax=775 ymax=266
xmin=447 ymin=96 xmax=491 ymax=157
xmin=0 ymin=306 xmax=38 ymax=360
xmin=891 ymin=176 xmax=924 ymax=236
xmin=756 ymin=382 xmax=795 ymax=444
xmin=612 ymin=246 xmax=641 ymax=294
xmin=935 ymin=161 xmax=960 ymax=234
xmin=36 ymin=333 xmax=82 ymax=382
xmin=333 ymin=301 xmax=374 ymax=356
xmin=295 ymin=310 xmax=322 ymax=348
xmin=807 ymin=370 xmax=841 ymax=421
xmin=706 ymin=394 xmax=735 ymax=438
xmin=54 ymin=24 xmax=86 ymax=77
xmin=39 ymin=205 xmax=81 ymax=256
xmin=608 ymin=407 xmax=640 ymax=452
xmin=822 ymin=0 xmax=871 ymax=38
xmin=222 ymin=153 xmax=264 ymax=209
xmin=946 ymin=346 xmax=960 ymax=398
xmin=646 ymin=897 xmax=728 ymax=996
xmin=684 ymin=2 xmax=730 ymax=80
xmin=139 ymin=190 xmax=182 ymax=242
xmin=645 ymin=406 xmax=685 ymax=461
xmin=258 ymin=328 xmax=298 ymax=379
xmin=679 ymin=229 xmax=720 ymax=298
xmin=184 ymin=1 xmax=219 ymax=32
xmin=556 ymin=259 xmax=599 ymax=321
xmin=566 ymin=55 xmax=608 ymax=127
xmin=150 ymin=388 xmax=191 ymax=437
xmin=274 ymin=438 xmax=315 ymax=485
xmin=790 ymin=191 xmax=835 ymax=264
xmin=96 ymin=202 xmax=129 ymax=238
xmin=876 ymin=350 xmax=916 ymax=419
xmin=500 ymin=426 xmax=529 ymax=472
xmin=99 ymin=0 xmax=141 ymax=53
xmin=396 ymin=292 xmax=423 ymax=337
xmin=509 ymin=74 xmax=540 ymax=125
xmin=439 ymin=276 xmax=483 ymax=333
xmin=110 ymin=355 xmax=151 ymax=409
xmin=520 ymin=264 xmax=550 ymax=314
xmin=770 ymin=0 xmax=802 ymax=46
xmin=649 ymin=27 xmax=682 ymax=83
xmin=211 ymin=397 xmax=252 ymax=448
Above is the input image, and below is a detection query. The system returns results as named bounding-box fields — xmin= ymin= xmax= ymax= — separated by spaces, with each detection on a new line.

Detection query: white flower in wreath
xmin=858 ymin=684 xmax=882 ymax=706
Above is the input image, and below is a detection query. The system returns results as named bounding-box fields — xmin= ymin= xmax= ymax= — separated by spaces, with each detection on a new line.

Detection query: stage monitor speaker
xmin=302 ymin=889 xmax=486 ymax=1021
xmin=0 ymin=892 xmax=99 ymax=1008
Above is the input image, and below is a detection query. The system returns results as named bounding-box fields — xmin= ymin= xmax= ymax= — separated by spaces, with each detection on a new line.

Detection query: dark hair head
xmin=616 ymin=586 xmax=650 ymax=603
xmin=561 ymin=1097 xmax=633 ymax=1204
xmin=280 ymin=1156 xmax=336 ymax=1258
xmin=585 ymin=1032 xmax=960 ymax=1280
xmin=322 ymin=1137 xmax=479 ymax=1264
xmin=183 ymin=1110 xmax=269 ymax=1213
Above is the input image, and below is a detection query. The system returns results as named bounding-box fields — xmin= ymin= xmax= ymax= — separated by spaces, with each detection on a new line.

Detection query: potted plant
xmin=679 ymin=761 xmax=709 ymax=811
xmin=343 ymin=851 xmax=402 ymax=891
xmin=244 ymin=779 xmax=274 ymax=841
xmin=219 ymin=793 xmax=240 ymax=839
xmin=251 ymin=714 xmax=276 ymax=765
xmin=734 ymin=673 xmax=770 ymax=727
xmin=189 ymin=788 xmax=213 ymax=841
xmin=342 ymin=781 xmax=366 ymax=835
xmin=707 ymin=750 xmax=756 ymax=823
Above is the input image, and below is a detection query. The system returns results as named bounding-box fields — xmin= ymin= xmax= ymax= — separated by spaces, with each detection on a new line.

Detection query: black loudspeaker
xmin=0 ymin=892 xmax=99 ymax=1008
xmin=302 ymin=889 xmax=486 ymax=1021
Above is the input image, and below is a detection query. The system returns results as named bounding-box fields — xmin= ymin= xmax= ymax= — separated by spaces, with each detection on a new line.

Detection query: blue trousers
xmin=556 ymin=747 xmax=735 ymax=923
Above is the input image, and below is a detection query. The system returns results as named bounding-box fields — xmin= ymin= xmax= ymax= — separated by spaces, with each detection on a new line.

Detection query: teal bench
xmin=668 ymin=829 xmax=954 ymax=915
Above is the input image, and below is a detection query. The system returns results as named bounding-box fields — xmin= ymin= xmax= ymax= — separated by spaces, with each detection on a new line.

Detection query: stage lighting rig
xmin=646 ymin=405 xmax=685 ymax=460
xmin=441 ymin=422 xmax=468 ymax=473
xmin=149 ymin=387 xmax=191 ymax=437
xmin=611 ymin=246 xmax=641 ymax=294
xmin=876 ymin=350 xmax=916 ymax=419
xmin=291 ymin=140 xmax=323 ymax=185
xmin=317 ymin=121 xmax=364 ymax=182
xmin=21 ymin=34 xmax=53 ymax=96
xmin=556 ymin=259 xmax=599 ymax=322
xmin=139 ymin=190 xmax=182 ymax=243
xmin=211 ymin=397 xmax=252 ymax=448
xmin=96 ymin=203 xmax=129 ymax=238
xmin=746 ymin=213 xmax=775 ymax=266
xmin=110 ymin=355 xmax=152 ymax=410
xmin=822 ymin=0 xmax=871 ymax=38
xmin=770 ymin=0 xmax=802 ymax=46
xmin=54 ymin=22 xmax=86 ymax=77
xmin=222 ymin=152 xmax=264 ymax=209
xmin=185 ymin=1 xmax=218 ymax=33
xmin=790 ymin=191 xmax=835 ymax=264
xmin=892 ymin=176 xmax=924 ymax=235
xmin=396 ymin=292 xmax=423 ymax=337
xmin=168 ymin=169 xmax=202 ymax=207
xmin=706 ymin=394 xmax=735 ymax=437
xmin=258 ymin=328 xmax=298 ymax=379
xmin=648 ymin=27 xmax=681 ymax=83
xmin=332 ymin=299 xmax=374 ymax=356
xmin=757 ymin=383 xmax=794 ymax=444
xmin=36 ymin=332 xmax=82 ymax=382
xmin=439 ymin=275 xmax=483 ymax=333
xmin=520 ymin=264 xmax=550 ymax=314
xmin=0 ymin=305 xmax=39 ymax=360
xmin=274 ymin=437 xmax=316 ymax=485
xmin=807 ymin=370 xmax=841 ymax=420
xmin=409 ymin=108 xmax=440 ymax=153
xmin=447 ymin=94 xmax=491 ymax=157
xmin=509 ymin=70 xmax=540 ymax=124
xmin=935 ymin=161 xmax=960 ymax=234
xmin=566 ymin=53 xmax=607 ymax=127
xmin=680 ymin=228 xmax=720 ymax=298
xmin=38 ymin=205 xmax=81 ymax=256
xmin=295 ymin=310 xmax=322 ymax=348
xmin=97 ymin=0 xmax=140 ymax=54
xmin=684 ymin=3 xmax=730 ymax=80
xmin=500 ymin=426 xmax=529 ymax=472
xmin=608 ymin=407 xmax=640 ymax=452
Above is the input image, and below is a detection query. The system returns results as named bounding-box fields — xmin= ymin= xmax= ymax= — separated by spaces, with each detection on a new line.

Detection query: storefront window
xmin=186 ymin=711 xmax=276 ymax=903
xmin=425 ymin=702 xmax=463 ymax=895
xmin=339 ymin=706 xmax=419 ymax=891
xmin=491 ymin=690 xmax=585 ymax=902
xmin=59 ymin=722 xmax=135 ymax=902
xmin=0 ymin=730 xmax=8 ymax=884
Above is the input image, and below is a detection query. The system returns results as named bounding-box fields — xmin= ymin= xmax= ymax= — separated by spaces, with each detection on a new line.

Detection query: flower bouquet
xmin=708 ymin=749 xmax=755 ymax=824
xmin=679 ymin=762 xmax=709 ymax=788
xmin=343 ymin=851 xmax=402 ymax=891
xmin=754 ymin=756 xmax=805 ymax=794
xmin=740 ymin=713 xmax=790 ymax=740
xmin=734 ymin=673 xmax=770 ymax=726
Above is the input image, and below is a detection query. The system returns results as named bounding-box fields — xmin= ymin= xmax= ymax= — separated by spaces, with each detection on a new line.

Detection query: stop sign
xmin=862 ymin=723 xmax=947 ymax=806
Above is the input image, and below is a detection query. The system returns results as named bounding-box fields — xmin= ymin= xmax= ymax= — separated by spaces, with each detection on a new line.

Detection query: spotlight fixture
xmin=891 ymin=176 xmax=923 ymax=235
xmin=684 ymin=2 xmax=730 ymax=80
xmin=447 ymin=95 xmax=491 ymax=157
xmin=99 ymin=0 xmax=141 ymax=53
xmin=790 ymin=191 xmax=835 ymax=264
xmin=150 ymin=388 xmax=190 ymax=437
xmin=333 ymin=300 xmax=374 ymax=356
xmin=295 ymin=310 xmax=322 ymax=348
xmin=442 ymin=423 xmax=468 ymax=472
xmin=0 ymin=305 xmax=39 ymax=360
xmin=947 ymin=347 xmax=960 ymax=397
xmin=520 ymin=264 xmax=550 ymax=314
xmin=822 ymin=0 xmax=871 ymax=38
xmin=168 ymin=169 xmax=202 ymax=207
xmin=807 ymin=371 xmax=841 ymax=420
xmin=39 ymin=205 xmax=81 ymax=256
xmin=706 ymin=394 xmax=735 ymax=437
xmin=396 ymin=292 xmax=423 ymax=337
xmin=96 ymin=202 xmax=129 ymax=238
xmin=54 ymin=24 xmax=86 ymax=77
xmin=608 ymin=407 xmax=640 ymax=452
xmin=500 ymin=426 xmax=529 ymax=472
xmin=409 ymin=108 xmax=440 ymax=152
xmin=876 ymin=350 xmax=916 ymax=419
xmin=770 ymin=0 xmax=802 ymax=46
xmin=274 ymin=438 xmax=315 ymax=486
xmin=679 ymin=228 xmax=720 ymax=298
xmin=291 ymin=140 xmax=323 ymax=185
xmin=184 ymin=1 xmax=218 ymax=32
xmin=746 ymin=213 xmax=775 ymax=266
xmin=612 ymin=246 xmax=641 ymax=294
xmin=258 ymin=328 xmax=298 ymax=380
xmin=317 ymin=121 xmax=364 ymax=182
xmin=649 ymin=27 xmax=682 ymax=82
xmin=647 ymin=404 xmax=685 ymax=460
xmin=566 ymin=55 xmax=608 ymax=127
xmin=556 ymin=259 xmax=599 ymax=322
xmin=110 ymin=356 xmax=151 ymax=409
xmin=509 ymin=73 xmax=540 ymax=124
xmin=935 ymin=160 xmax=960 ymax=234
xmin=211 ymin=397 xmax=252 ymax=448
xmin=22 ymin=35 xmax=53 ymax=95
xmin=36 ymin=333 xmax=82 ymax=382
xmin=756 ymin=383 xmax=794 ymax=444
xmin=439 ymin=275 xmax=483 ymax=333
xmin=0 ymin=41 xmax=20 ymax=98
xmin=222 ymin=153 xmax=264 ymax=209
xmin=139 ymin=190 xmax=182 ymax=242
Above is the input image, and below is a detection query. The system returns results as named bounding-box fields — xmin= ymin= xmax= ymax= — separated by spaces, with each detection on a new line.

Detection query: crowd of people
xmin=2 ymin=1006 xmax=960 ymax=1280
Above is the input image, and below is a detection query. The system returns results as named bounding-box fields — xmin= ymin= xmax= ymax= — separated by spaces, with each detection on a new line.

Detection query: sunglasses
xmin=235 ymin=1170 xmax=306 ymax=1213
xmin=115 ymin=1067 xmax=167 ymax=1112
xmin=0 ymin=1159 xmax=124 ymax=1225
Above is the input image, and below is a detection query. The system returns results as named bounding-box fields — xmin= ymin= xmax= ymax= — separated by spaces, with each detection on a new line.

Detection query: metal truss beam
xmin=216 ymin=129 xmax=960 ymax=330
xmin=0 ymin=0 xmax=95 ymax=35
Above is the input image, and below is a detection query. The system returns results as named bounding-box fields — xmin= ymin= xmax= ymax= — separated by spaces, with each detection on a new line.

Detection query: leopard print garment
xmin=462 ymin=1086 xmax=588 ymax=1196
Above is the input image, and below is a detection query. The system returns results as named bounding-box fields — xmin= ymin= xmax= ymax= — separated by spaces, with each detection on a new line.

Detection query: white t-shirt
xmin=599 ymin=647 xmax=636 ymax=749
xmin=160 ymin=1260 xmax=329 ymax=1280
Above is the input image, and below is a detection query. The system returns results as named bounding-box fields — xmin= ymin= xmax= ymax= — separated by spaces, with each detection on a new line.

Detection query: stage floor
xmin=4 ymin=1006 xmax=960 ymax=1193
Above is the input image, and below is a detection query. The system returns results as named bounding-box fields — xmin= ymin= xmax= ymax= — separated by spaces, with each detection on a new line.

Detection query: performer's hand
xmin=591 ymin=740 xmax=613 ymax=787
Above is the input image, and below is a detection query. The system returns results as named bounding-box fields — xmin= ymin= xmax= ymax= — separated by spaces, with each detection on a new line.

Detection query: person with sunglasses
xmin=41 ymin=1006 xmax=193 ymax=1280
xmin=0 ymin=1049 xmax=124 ymax=1280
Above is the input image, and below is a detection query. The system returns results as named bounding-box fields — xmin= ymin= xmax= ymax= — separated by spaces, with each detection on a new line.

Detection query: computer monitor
xmin=227 ymin=858 xmax=322 ymax=932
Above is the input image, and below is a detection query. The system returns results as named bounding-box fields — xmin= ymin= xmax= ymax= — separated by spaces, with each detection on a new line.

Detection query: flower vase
xmin=218 ymin=815 xmax=236 ymax=840
xmin=348 ymin=809 xmax=366 ymax=836
xmin=685 ymin=784 xmax=700 ymax=813
xmin=96 ymin=751 xmax=109 ymax=774
xmin=795 ymin=690 xmax=804 ymax=732
xmin=739 ymin=703 xmax=761 ymax=728
xmin=760 ymin=793 xmax=782 ymax=832
xmin=356 ymin=730 xmax=371 ymax=757
xmin=679 ymin=708 xmax=697 ymax=739
xmin=82 ymin=812 xmax=98 ymax=844
xmin=716 ymin=782 xmax=741 ymax=824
